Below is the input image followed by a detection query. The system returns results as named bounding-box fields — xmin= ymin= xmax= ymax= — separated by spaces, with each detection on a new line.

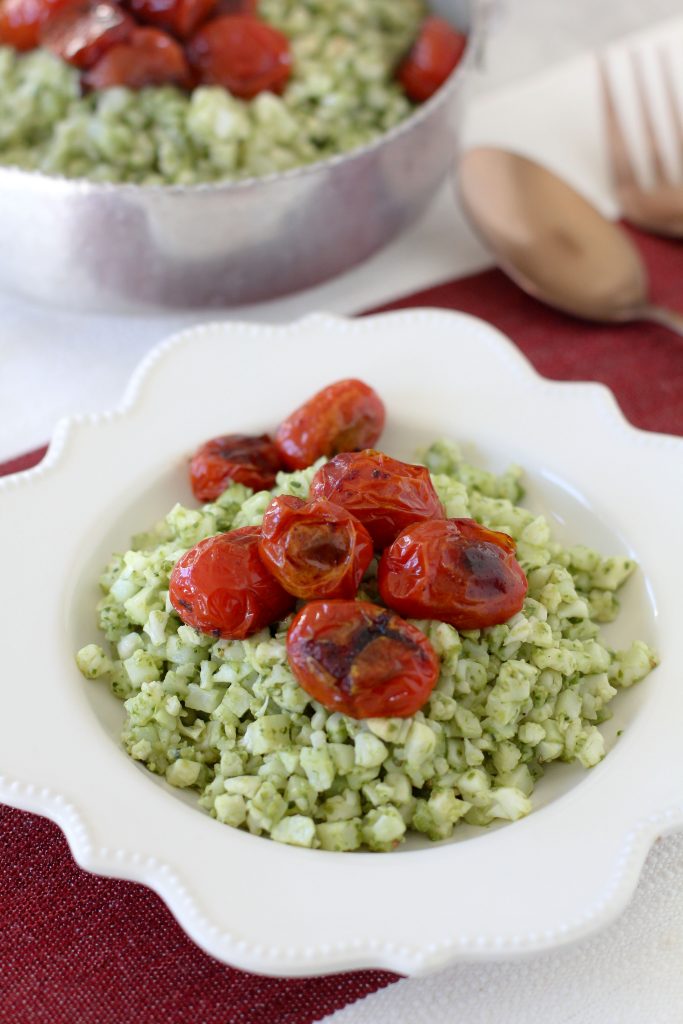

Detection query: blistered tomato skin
xmin=187 ymin=14 xmax=291 ymax=98
xmin=169 ymin=527 xmax=296 ymax=639
xmin=286 ymin=600 xmax=440 ymax=719
xmin=214 ymin=0 xmax=257 ymax=13
xmin=41 ymin=1 xmax=135 ymax=70
xmin=275 ymin=379 xmax=385 ymax=471
xmin=0 ymin=0 xmax=75 ymax=50
xmin=189 ymin=433 xmax=283 ymax=502
xmin=258 ymin=495 xmax=374 ymax=600
xmin=82 ymin=26 xmax=191 ymax=90
xmin=310 ymin=449 xmax=445 ymax=550
xmin=378 ymin=517 xmax=528 ymax=630
xmin=397 ymin=16 xmax=467 ymax=103
xmin=128 ymin=0 xmax=218 ymax=41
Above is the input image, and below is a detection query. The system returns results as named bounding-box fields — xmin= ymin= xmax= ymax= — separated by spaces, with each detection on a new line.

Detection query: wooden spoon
xmin=458 ymin=147 xmax=683 ymax=336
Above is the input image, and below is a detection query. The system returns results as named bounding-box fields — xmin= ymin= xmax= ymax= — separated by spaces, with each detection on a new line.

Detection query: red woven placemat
xmin=1 ymin=226 xmax=682 ymax=1024
xmin=369 ymin=225 xmax=683 ymax=436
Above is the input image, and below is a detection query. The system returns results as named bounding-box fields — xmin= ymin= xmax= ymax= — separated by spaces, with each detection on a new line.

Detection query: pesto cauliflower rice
xmin=76 ymin=440 xmax=658 ymax=851
xmin=0 ymin=0 xmax=426 ymax=184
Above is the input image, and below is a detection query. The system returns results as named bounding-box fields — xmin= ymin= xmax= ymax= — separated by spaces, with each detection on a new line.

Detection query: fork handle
xmin=641 ymin=305 xmax=683 ymax=338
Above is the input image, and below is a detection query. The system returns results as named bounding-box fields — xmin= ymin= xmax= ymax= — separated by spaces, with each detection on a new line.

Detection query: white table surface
xmin=2 ymin=4 xmax=683 ymax=1023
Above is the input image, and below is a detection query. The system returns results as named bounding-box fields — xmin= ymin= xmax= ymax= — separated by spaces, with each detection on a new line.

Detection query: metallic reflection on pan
xmin=0 ymin=0 xmax=489 ymax=311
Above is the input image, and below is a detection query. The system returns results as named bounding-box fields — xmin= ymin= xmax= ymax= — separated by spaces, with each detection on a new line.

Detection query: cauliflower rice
xmin=0 ymin=0 xmax=425 ymax=184
xmin=76 ymin=440 xmax=658 ymax=851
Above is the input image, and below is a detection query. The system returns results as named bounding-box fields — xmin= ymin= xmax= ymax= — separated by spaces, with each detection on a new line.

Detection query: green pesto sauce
xmin=0 ymin=0 xmax=425 ymax=184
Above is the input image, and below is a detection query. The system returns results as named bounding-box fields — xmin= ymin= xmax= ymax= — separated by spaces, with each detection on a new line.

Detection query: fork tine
xmin=659 ymin=48 xmax=683 ymax=174
xmin=597 ymin=56 xmax=641 ymax=192
xmin=631 ymin=49 xmax=671 ymax=186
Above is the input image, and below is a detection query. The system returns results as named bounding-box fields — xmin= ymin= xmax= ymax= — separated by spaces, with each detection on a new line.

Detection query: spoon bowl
xmin=458 ymin=147 xmax=683 ymax=335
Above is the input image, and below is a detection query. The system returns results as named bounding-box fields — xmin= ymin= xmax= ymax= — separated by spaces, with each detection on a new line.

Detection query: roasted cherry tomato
xmin=397 ymin=16 xmax=467 ymax=103
xmin=378 ymin=517 xmax=528 ymax=630
xmin=286 ymin=599 xmax=439 ymax=718
xmin=41 ymin=0 xmax=134 ymax=69
xmin=310 ymin=449 xmax=445 ymax=551
xmin=214 ymin=0 xmax=256 ymax=13
xmin=186 ymin=14 xmax=291 ymax=99
xmin=275 ymin=379 xmax=385 ymax=472
xmin=189 ymin=433 xmax=283 ymax=502
xmin=259 ymin=495 xmax=373 ymax=600
xmin=0 ymin=0 xmax=74 ymax=51
xmin=169 ymin=526 xmax=296 ymax=639
xmin=128 ymin=0 xmax=217 ymax=40
xmin=82 ymin=26 xmax=191 ymax=90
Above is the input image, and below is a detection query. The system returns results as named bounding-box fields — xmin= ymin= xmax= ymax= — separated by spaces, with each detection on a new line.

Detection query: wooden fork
xmin=598 ymin=50 xmax=683 ymax=237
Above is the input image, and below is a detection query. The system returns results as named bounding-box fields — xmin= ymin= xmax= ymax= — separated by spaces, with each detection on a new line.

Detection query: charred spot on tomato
xmin=303 ymin=610 xmax=422 ymax=694
xmin=189 ymin=432 xmax=282 ymax=501
xmin=286 ymin=600 xmax=440 ymax=718
xmin=378 ymin=518 xmax=528 ymax=630
xmin=215 ymin=434 xmax=272 ymax=464
xmin=462 ymin=544 xmax=510 ymax=595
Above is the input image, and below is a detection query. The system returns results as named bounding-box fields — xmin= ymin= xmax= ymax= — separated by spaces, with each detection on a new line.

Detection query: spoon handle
xmin=642 ymin=305 xmax=683 ymax=338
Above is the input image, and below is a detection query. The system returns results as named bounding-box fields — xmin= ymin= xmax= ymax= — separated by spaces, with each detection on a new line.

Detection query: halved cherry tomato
xmin=275 ymin=379 xmax=385 ymax=472
xmin=128 ymin=0 xmax=217 ymax=41
xmin=259 ymin=495 xmax=373 ymax=600
xmin=189 ymin=433 xmax=283 ymax=502
xmin=186 ymin=14 xmax=291 ymax=99
xmin=310 ymin=449 xmax=445 ymax=551
xmin=378 ymin=517 xmax=528 ymax=630
xmin=41 ymin=0 xmax=134 ymax=69
xmin=169 ymin=526 xmax=296 ymax=639
xmin=397 ymin=16 xmax=467 ymax=103
xmin=286 ymin=599 xmax=439 ymax=718
xmin=82 ymin=26 xmax=191 ymax=90
xmin=0 ymin=0 xmax=74 ymax=51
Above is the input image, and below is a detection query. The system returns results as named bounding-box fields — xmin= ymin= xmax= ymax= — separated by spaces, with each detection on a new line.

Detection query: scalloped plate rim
xmin=1 ymin=308 xmax=682 ymax=977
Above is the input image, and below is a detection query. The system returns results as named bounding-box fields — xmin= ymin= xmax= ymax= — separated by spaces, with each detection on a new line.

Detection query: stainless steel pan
xmin=0 ymin=0 xmax=489 ymax=311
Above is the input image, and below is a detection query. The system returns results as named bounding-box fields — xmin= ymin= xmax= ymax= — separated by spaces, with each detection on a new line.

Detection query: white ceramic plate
xmin=2 ymin=310 xmax=682 ymax=977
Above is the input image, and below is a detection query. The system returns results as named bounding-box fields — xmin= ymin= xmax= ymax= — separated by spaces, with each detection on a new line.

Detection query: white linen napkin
xmin=323 ymin=833 xmax=683 ymax=1024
